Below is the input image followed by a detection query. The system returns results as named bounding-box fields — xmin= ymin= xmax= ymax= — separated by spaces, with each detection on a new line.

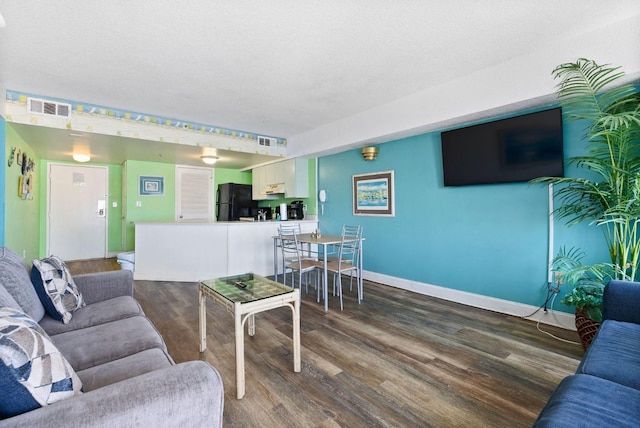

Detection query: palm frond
xmin=552 ymin=58 xmax=637 ymax=124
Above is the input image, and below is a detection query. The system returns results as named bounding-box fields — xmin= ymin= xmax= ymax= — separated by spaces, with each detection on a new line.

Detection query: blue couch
xmin=534 ymin=280 xmax=640 ymax=427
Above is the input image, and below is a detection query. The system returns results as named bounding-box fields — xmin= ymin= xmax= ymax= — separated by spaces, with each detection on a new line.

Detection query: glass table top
xmin=200 ymin=273 xmax=293 ymax=304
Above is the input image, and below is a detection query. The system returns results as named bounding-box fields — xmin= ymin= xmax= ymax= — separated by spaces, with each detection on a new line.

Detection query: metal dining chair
xmin=328 ymin=225 xmax=363 ymax=299
xmin=278 ymin=226 xmax=317 ymax=292
xmin=314 ymin=229 xmax=361 ymax=310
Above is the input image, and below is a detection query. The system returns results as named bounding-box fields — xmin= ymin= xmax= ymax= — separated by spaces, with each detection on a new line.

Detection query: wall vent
xmin=27 ymin=97 xmax=72 ymax=118
xmin=258 ymin=136 xmax=276 ymax=147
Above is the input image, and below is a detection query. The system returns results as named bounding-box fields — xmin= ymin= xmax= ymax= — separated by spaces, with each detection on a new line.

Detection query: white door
xmin=48 ymin=164 xmax=108 ymax=260
xmin=175 ymin=166 xmax=213 ymax=222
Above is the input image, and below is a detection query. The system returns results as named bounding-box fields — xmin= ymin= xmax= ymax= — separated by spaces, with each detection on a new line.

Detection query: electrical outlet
xmin=136 ymin=201 xmax=142 ymax=207
xmin=112 ymin=202 xmax=118 ymax=208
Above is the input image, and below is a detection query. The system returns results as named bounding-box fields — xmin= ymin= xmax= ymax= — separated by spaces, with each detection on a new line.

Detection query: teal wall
xmin=317 ymin=109 xmax=609 ymax=313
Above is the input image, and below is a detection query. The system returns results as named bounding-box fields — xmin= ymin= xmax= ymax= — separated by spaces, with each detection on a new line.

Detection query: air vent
xmin=258 ymin=136 xmax=276 ymax=147
xmin=27 ymin=97 xmax=72 ymax=118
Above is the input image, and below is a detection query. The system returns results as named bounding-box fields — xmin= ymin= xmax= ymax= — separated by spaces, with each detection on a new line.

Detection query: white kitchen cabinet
xmin=252 ymin=166 xmax=275 ymax=200
xmin=252 ymin=158 xmax=309 ymax=200
xmin=282 ymin=158 xmax=309 ymax=198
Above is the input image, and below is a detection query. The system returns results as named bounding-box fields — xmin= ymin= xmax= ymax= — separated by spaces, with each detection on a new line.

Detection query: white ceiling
xmin=1 ymin=1 xmax=640 ymax=168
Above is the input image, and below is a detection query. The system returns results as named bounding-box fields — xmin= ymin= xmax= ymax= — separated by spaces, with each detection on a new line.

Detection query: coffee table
xmin=199 ymin=273 xmax=301 ymax=399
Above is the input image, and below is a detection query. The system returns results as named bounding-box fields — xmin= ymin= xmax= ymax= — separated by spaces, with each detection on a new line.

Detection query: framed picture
xmin=139 ymin=175 xmax=164 ymax=196
xmin=353 ymin=170 xmax=394 ymax=216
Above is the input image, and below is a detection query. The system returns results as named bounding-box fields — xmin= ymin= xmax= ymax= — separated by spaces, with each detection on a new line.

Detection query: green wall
xmin=123 ymin=160 xmax=176 ymax=250
xmin=5 ymin=124 xmax=124 ymax=259
xmin=0 ymin=116 xmax=5 ymax=246
xmin=4 ymin=125 xmax=40 ymax=261
xmin=214 ymin=168 xmax=252 ymax=186
xmin=3 ymin=124 xmax=317 ymax=258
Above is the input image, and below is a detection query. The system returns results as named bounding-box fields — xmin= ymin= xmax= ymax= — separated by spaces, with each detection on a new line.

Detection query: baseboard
xmin=362 ymin=270 xmax=576 ymax=331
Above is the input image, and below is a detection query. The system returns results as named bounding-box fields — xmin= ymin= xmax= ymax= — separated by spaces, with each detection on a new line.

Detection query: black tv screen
xmin=441 ymin=107 xmax=564 ymax=186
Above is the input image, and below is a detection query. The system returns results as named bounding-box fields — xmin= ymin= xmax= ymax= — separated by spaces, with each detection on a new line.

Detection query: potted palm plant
xmin=532 ymin=58 xmax=640 ymax=348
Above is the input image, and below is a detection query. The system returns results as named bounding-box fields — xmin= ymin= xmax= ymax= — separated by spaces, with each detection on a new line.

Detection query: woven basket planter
xmin=575 ymin=309 xmax=601 ymax=350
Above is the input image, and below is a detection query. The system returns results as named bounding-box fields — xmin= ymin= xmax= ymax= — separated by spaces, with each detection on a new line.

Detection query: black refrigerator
xmin=216 ymin=183 xmax=256 ymax=221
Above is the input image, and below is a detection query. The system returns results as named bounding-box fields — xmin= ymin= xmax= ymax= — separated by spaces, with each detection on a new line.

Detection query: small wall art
xmin=352 ymin=170 xmax=394 ymax=216
xmin=139 ymin=175 xmax=165 ymax=196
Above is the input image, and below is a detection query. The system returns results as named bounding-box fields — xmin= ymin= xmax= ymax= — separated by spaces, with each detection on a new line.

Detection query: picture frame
xmin=139 ymin=175 xmax=164 ymax=196
xmin=353 ymin=170 xmax=394 ymax=216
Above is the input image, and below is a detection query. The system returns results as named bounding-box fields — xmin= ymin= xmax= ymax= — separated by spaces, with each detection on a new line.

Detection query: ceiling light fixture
xmin=72 ymin=153 xmax=91 ymax=163
xmin=201 ymin=156 xmax=218 ymax=165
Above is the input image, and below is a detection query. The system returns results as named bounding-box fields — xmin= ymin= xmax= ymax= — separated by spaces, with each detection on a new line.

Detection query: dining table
xmin=273 ymin=232 xmax=364 ymax=312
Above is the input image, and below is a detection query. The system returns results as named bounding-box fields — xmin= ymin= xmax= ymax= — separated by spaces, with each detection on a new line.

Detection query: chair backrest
xmin=278 ymin=225 xmax=301 ymax=259
xmin=342 ymin=225 xmax=362 ymax=239
xmin=340 ymin=225 xmax=362 ymax=264
xmin=337 ymin=233 xmax=359 ymax=265
xmin=279 ymin=223 xmax=302 ymax=236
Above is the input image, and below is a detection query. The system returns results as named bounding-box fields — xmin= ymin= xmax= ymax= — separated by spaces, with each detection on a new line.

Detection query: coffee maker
xmin=288 ymin=200 xmax=305 ymax=220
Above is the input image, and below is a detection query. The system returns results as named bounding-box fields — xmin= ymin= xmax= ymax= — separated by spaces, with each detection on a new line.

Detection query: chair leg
xmin=337 ymin=273 xmax=343 ymax=311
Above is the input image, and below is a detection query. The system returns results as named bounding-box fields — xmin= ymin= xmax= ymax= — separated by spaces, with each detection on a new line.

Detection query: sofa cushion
xmin=50 ymin=315 xmax=167 ymax=371
xmin=77 ymin=348 xmax=174 ymax=391
xmin=534 ymin=374 xmax=640 ymax=427
xmin=39 ymin=296 xmax=143 ymax=336
xmin=576 ymin=319 xmax=640 ymax=390
xmin=0 ymin=307 xmax=83 ymax=418
xmin=0 ymin=283 xmax=21 ymax=310
xmin=31 ymin=256 xmax=85 ymax=324
xmin=0 ymin=247 xmax=45 ymax=322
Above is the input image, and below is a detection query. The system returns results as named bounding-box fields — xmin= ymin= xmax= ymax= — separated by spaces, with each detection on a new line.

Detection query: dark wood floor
xmin=67 ymin=259 xmax=583 ymax=427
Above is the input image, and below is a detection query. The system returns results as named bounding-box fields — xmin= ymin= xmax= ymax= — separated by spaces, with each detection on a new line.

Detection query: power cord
xmin=523 ymin=282 xmax=556 ymax=318
xmin=523 ymin=282 xmax=581 ymax=346
xmin=535 ymin=293 xmax=581 ymax=345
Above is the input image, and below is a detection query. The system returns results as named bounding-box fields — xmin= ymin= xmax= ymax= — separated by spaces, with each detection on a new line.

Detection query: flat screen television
xmin=441 ymin=107 xmax=564 ymax=186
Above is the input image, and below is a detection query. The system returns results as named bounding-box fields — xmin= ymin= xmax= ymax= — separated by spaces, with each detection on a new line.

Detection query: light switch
xmin=112 ymin=202 xmax=118 ymax=208
xmin=136 ymin=201 xmax=142 ymax=207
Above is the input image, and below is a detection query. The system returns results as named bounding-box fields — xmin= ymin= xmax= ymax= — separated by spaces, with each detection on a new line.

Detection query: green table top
xmin=200 ymin=273 xmax=293 ymax=304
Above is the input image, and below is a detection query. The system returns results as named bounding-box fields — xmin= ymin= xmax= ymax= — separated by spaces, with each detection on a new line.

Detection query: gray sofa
xmin=534 ymin=280 xmax=640 ymax=427
xmin=0 ymin=247 xmax=224 ymax=427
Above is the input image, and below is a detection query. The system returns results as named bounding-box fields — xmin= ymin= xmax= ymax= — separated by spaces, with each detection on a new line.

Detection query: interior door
xmin=48 ymin=164 xmax=108 ymax=260
xmin=176 ymin=166 xmax=213 ymax=221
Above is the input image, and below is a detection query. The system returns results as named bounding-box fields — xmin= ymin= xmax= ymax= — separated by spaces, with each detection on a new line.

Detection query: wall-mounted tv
xmin=441 ymin=107 xmax=564 ymax=186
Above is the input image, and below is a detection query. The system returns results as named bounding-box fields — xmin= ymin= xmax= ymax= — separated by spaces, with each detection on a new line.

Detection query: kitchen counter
xmin=133 ymin=220 xmax=318 ymax=281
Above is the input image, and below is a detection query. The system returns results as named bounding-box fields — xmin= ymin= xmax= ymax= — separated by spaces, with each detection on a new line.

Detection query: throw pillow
xmin=0 ymin=307 xmax=83 ymax=418
xmin=31 ymin=256 xmax=85 ymax=324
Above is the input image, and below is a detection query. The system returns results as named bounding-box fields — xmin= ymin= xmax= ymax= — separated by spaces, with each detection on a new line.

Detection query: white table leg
xmin=248 ymin=313 xmax=255 ymax=336
xmin=234 ymin=303 xmax=245 ymax=399
xmin=293 ymin=289 xmax=301 ymax=372
xmin=199 ymin=286 xmax=206 ymax=352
